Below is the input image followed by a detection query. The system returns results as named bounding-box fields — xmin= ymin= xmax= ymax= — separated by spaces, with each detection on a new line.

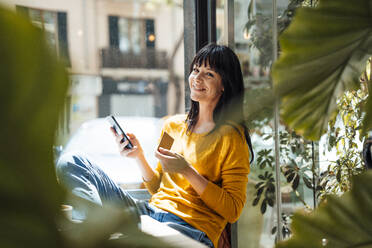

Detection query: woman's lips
xmin=192 ymin=83 xmax=206 ymax=91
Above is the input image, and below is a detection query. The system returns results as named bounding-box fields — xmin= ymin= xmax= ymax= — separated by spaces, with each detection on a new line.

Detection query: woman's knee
xmin=55 ymin=151 xmax=90 ymax=179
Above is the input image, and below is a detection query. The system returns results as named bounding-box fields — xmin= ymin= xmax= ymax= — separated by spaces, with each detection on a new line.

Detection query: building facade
xmin=2 ymin=0 xmax=186 ymax=135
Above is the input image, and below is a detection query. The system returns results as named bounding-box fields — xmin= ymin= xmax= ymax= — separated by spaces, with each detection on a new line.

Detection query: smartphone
xmin=106 ymin=115 xmax=133 ymax=149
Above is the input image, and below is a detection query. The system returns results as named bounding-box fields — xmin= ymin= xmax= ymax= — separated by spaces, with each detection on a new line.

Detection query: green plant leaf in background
xmin=272 ymin=0 xmax=372 ymax=140
xmin=0 ymin=6 xmax=173 ymax=248
xmin=276 ymin=170 xmax=372 ymax=248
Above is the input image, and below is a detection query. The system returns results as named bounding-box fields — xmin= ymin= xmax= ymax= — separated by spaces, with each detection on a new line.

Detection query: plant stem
xmin=294 ymin=190 xmax=312 ymax=210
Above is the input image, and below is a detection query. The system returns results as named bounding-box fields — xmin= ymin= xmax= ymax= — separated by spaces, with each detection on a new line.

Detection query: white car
xmin=60 ymin=116 xmax=164 ymax=188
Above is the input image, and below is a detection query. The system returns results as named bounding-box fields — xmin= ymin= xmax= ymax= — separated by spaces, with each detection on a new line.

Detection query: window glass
xmin=11 ymin=0 xmax=184 ymax=189
xmin=216 ymin=1 xmax=224 ymax=43
xmin=231 ymin=1 xmax=275 ymax=246
xmin=230 ymin=0 xmax=318 ymax=246
xmin=116 ymin=17 xmax=145 ymax=54
xmin=229 ymin=0 xmax=316 ymax=247
xmin=28 ymin=8 xmax=42 ymax=28
xmin=15 ymin=6 xmax=70 ymax=64
xmin=130 ymin=20 xmax=142 ymax=54
xmin=118 ymin=18 xmax=130 ymax=52
xmin=42 ymin=11 xmax=57 ymax=52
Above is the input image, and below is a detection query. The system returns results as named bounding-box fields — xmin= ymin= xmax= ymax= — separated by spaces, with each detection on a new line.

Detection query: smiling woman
xmin=56 ymin=43 xmax=253 ymax=248
xmin=189 ymin=63 xmax=224 ymax=106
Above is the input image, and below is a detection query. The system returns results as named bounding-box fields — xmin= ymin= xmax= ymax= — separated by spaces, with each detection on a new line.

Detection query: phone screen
xmin=106 ymin=116 xmax=133 ymax=149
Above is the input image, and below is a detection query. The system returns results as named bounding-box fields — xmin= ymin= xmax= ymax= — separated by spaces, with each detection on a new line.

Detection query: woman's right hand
xmin=110 ymin=127 xmax=144 ymax=159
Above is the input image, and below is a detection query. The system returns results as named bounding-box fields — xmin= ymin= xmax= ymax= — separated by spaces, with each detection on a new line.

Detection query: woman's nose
xmin=195 ymin=72 xmax=202 ymax=82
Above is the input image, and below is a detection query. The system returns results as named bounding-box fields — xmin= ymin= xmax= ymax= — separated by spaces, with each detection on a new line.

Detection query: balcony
xmin=100 ymin=47 xmax=168 ymax=69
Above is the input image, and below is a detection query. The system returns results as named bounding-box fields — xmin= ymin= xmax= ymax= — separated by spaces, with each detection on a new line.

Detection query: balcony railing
xmin=101 ymin=48 xmax=168 ymax=69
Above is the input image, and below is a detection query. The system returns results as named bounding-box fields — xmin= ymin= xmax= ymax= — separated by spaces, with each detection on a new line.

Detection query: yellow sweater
xmin=144 ymin=115 xmax=250 ymax=247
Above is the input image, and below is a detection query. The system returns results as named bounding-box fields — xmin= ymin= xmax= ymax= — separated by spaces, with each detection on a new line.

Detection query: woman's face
xmin=188 ymin=62 xmax=224 ymax=105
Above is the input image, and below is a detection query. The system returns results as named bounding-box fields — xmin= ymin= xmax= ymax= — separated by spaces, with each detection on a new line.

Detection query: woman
xmin=57 ymin=43 xmax=253 ymax=248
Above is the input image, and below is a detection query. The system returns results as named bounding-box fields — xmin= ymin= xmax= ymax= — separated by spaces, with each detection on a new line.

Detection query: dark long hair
xmin=186 ymin=43 xmax=254 ymax=162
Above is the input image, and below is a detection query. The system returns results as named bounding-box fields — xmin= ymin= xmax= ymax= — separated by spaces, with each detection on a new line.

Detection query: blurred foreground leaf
xmin=272 ymin=0 xmax=372 ymax=140
xmin=61 ymin=195 xmax=172 ymax=248
xmin=244 ymin=87 xmax=274 ymax=127
xmin=0 ymin=6 xmax=69 ymax=247
xmin=276 ymin=171 xmax=372 ymax=248
xmin=0 ymin=6 xmax=172 ymax=248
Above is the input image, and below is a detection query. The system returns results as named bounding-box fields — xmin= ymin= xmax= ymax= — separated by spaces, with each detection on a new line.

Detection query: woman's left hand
xmin=155 ymin=147 xmax=191 ymax=174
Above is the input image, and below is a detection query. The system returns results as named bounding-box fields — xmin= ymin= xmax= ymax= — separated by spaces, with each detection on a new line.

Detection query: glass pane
xmin=216 ymin=1 xmax=224 ymax=43
xmin=42 ymin=11 xmax=57 ymax=52
xmin=10 ymin=1 xmax=184 ymax=188
xmin=232 ymin=0 xmax=318 ymax=247
xmin=118 ymin=18 xmax=130 ymax=52
xmin=9 ymin=0 xmax=185 ymax=189
xmin=231 ymin=0 xmax=288 ymax=247
xmin=28 ymin=8 xmax=43 ymax=29
xmin=21 ymin=8 xmax=60 ymax=56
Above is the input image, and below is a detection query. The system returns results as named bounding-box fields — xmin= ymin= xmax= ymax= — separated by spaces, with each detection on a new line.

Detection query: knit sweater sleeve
xmin=200 ymin=130 xmax=250 ymax=223
xmin=143 ymin=162 xmax=163 ymax=194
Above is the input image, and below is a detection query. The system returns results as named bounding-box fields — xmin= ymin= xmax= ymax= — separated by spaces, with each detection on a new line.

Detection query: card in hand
xmin=158 ymin=131 xmax=174 ymax=150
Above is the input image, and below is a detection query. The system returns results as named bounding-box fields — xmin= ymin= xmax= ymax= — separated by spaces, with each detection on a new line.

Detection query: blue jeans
xmin=56 ymin=152 xmax=214 ymax=248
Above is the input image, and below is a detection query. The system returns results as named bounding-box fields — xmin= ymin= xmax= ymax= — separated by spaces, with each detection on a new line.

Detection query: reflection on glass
xmin=231 ymin=0 xmax=305 ymax=247
xmin=231 ymin=1 xmax=276 ymax=246
xmin=118 ymin=18 xmax=130 ymax=52
xmin=43 ymin=11 xmax=57 ymax=52
xmin=216 ymin=0 xmax=224 ymax=44
xmin=131 ymin=20 xmax=141 ymax=54
xmin=28 ymin=8 xmax=42 ymax=28
xmin=16 ymin=6 xmax=68 ymax=63
xmin=14 ymin=1 xmax=185 ymax=182
xmin=117 ymin=18 xmax=144 ymax=55
xmin=232 ymin=0 xmax=318 ymax=247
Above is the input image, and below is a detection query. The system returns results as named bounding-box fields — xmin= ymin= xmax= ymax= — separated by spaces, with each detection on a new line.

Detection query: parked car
xmin=59 ymin=116 xmax=164 ymax=188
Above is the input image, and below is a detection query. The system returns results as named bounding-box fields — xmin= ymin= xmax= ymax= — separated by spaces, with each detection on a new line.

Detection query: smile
xmin=192 ymin=84 xmax=206 ymax=91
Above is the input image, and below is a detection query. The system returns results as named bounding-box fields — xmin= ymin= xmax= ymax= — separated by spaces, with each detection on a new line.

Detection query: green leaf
xmin=284 ymin=169 xmax=293 ymax=177
xmin=267 ymin=183 xmax=275 ymax=193
xmin=244 ymin=87 xmax=275 ymax=124
xmin=303 ymin=176 xmax=313 ymax=189
xmin=257 ymin=186 xmax=265 ymax=197
xmin=276 ymin=171 xmax=372 ymax=248
xmin=261 ymin=199 xmax=267 ymax=214
xmin=272 ymin=0 xmax=372 ymax=140
xmin=267 ymin=197 xmax=274 ymax=207
xmin=287 ymin=172 xmax=296 ymax=183
xmin=255 ymin=182 xmax=265 ymax=189
xmin=292 ymin=174 xmax=300 ymax=190
xmin=0 ymin=8 xmax=68 ymax=247
xmin=0 ymin=8 xmax=172 ymax=248
xmin=336 ymin=168 xmax=342 ymax=182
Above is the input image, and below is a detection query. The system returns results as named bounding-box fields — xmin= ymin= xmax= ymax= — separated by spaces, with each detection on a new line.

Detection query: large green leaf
xmin=0 ymin=7 xmax=172 ymax=248
xmin=272 ymin=0 xmax=372 ymax=140
xmin=276 ymin=170 xmax=372 ymax=248
xmin=244 ymin=87 xmax=275 ymax=127
xmin=0 ymin=6 xmax=69 ymax=246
